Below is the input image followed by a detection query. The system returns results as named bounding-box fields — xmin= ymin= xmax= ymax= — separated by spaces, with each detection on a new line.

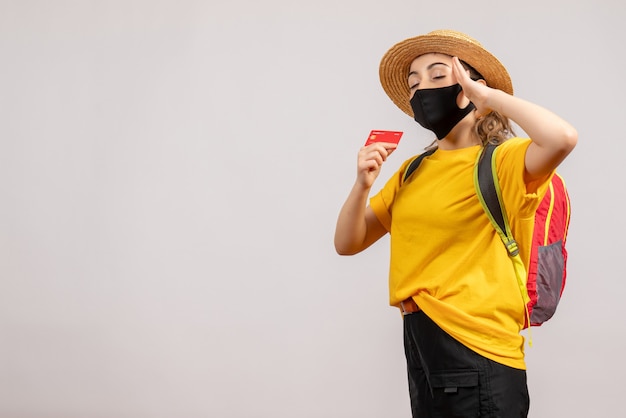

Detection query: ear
xmin=457 ymin=78 xmax=488 ymax=108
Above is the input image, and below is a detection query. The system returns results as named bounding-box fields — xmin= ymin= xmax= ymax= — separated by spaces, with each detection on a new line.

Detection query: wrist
xmin=485 ymin=88 xmax=512 ymax=116
xmin=353 ymin=179 xmax=372 ymax=195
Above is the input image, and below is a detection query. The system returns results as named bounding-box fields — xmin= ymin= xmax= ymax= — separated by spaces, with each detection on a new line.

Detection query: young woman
xmin=334 ymin=30 xmax=577 ymax=417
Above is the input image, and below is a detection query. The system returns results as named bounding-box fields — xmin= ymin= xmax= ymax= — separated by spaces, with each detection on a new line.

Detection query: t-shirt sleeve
xmin=496 ymin=137 xmax=554 ymax=219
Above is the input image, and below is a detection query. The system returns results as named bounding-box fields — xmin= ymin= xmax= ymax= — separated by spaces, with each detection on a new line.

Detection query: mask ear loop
xmin=455 ymin=89 xmax=473 ymax=110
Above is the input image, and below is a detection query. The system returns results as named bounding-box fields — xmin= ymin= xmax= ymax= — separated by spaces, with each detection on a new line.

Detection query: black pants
xmin=403 ymin=311 xmax=530 ymax=418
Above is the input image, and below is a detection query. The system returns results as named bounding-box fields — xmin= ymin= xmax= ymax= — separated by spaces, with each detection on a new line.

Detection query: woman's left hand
xmin=452 ymin=56 xmax=494 ymax=118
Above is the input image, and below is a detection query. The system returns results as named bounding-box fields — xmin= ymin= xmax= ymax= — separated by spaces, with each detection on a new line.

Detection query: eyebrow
xmin=407 ymin=62 xmax=450 ymax=78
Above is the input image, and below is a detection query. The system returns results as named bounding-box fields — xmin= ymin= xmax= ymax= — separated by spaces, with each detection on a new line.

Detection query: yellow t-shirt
xmin=369 ymin=138 xmax=552 ymax=369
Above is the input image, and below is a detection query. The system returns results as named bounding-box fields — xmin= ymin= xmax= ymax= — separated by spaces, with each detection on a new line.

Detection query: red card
xmin=365 ymin=130 xmax=403 ymax=146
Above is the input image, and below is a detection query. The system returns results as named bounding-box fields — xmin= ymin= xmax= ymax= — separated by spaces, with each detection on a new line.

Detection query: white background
xmin=1 ymin=1 xmax=624 ymax=417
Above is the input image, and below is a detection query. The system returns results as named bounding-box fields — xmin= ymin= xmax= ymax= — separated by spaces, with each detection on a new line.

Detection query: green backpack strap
xmin=474 ymin=144 xmax=533 ymax=337
xmin=474 ymin=144 xmax=519 ymax=257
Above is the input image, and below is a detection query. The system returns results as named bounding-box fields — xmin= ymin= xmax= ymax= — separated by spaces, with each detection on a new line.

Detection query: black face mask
xmin=409 ymin=84 xmax=475 ymax=140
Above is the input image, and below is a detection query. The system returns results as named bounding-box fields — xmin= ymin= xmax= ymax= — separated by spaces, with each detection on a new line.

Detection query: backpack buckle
xmin=505 ymin=239 xmax=520 ymax=257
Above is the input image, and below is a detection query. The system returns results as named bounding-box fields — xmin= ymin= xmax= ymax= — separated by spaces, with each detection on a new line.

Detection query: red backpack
xmin=403 ymin=143 xmax=571 ymax=328
xmin=527 ymin=172 xmax=570 ymax=325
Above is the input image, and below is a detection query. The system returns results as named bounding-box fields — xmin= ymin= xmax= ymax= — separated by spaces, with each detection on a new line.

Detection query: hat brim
xmin=379 ymin=30 xmax=513 ymax=118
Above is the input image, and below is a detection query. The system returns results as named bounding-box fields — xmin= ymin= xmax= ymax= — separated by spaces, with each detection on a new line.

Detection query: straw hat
xmin=379 ymin=29 xmax=513 ymax=117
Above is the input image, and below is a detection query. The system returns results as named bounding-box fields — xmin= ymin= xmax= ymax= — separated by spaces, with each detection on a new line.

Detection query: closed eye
xmin=407 ymin=62 xmax=450 ymax=90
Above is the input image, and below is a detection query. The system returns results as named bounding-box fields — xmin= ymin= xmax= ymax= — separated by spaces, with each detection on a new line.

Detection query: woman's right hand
xmin=335 ymin=142 xmax=395 ymax=255
xmin=357 ymin=142 xmax=398 ymax=189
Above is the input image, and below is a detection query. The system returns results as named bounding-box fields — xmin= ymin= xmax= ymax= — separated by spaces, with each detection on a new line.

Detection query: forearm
xmin=490 ymin=90 xmax=576 ymax=149
xmin=487 ymin=90 xmax=578 ymax=176
xmin=334 ymin=182 xmax=371 ymax=255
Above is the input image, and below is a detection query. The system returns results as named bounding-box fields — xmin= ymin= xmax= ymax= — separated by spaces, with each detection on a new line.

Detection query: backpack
xmin=402 ymin=144 xmax=570 ymax=329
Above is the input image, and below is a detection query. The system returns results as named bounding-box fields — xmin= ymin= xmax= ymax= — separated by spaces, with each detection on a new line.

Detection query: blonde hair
xmin=425 ymin=60 xmax=514 ymax=151
xmin=474 ymin=110 xmax=514 ymax=146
